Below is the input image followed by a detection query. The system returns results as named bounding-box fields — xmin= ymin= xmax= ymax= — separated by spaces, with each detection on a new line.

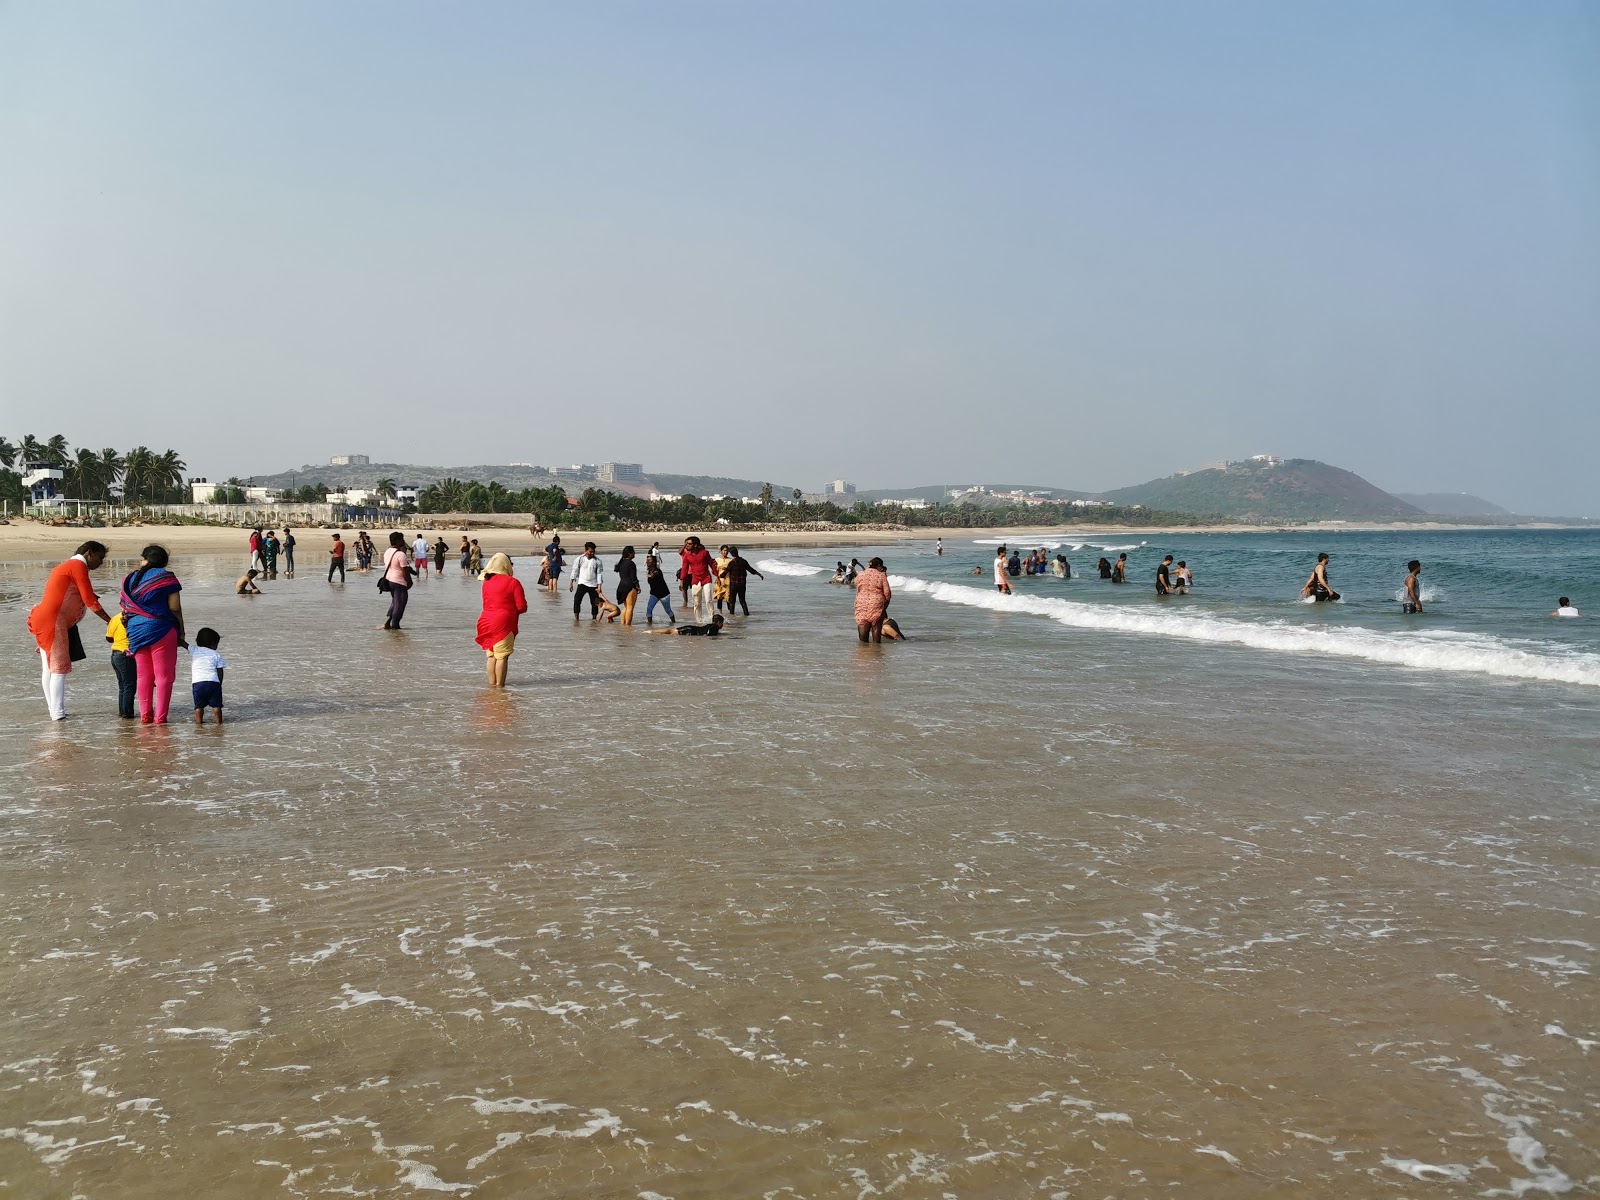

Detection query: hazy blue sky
xmin=3 ymin=2 xmax=1596 ymax=512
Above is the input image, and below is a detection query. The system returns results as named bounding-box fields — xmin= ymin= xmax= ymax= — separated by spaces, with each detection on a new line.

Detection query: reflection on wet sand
xmin=0 ymin=551 xmax=1594 ymax=1197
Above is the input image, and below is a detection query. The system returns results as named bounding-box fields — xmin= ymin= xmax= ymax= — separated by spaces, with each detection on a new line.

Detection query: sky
xmin=2 ymin=2 xmax=1596 ymax=514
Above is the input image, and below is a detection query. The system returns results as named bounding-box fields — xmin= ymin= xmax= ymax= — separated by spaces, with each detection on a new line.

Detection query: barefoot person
xmin=189 ymin=627 xmax=227 ymax=726
xmin=27 ymin=540 xmax=111 ymax=721
xmin=650 ymin=613 xmax=725 ymax=636
xmin=614 ymin=546 xmax=641 ymax=625
xmin=570 ymin=542 xmax=606 ymax=620
xmin=474 ymin=553 xmax=528 ymax=687
xmin=327 ymin=533 xmax=346 ymax=583
xmin=721 ymin=547 xmax=764 ymax=616
xmin=236 ymin=569 xmax=262 ymax=595
xmin=644 ymin=555 xmax=676 ymax=625
xmin=381 ymin=532 xmax=415 ymax=630
xmin=120 ymin=545 xmax=187 ymax=725
xmin=852 ymin=556 xmax=893 ymax=643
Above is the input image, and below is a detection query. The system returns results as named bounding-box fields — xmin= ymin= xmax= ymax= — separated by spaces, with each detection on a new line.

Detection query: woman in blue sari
xmin=120 ymin=544 xmax=187 ymax=724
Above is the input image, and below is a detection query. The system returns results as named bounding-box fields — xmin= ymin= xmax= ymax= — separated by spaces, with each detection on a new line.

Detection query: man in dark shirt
xmin=1156 ymin=555 xmax=1173 ymax=595
xmin=721 ymin=547 xmax=764 ymax=616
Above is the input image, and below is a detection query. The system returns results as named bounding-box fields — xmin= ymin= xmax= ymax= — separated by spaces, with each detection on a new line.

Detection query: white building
xmin=1071 ymin=499 xmax=1112 ymax=508
xmin=598 ymin=462 xmax=644 ymax=484
xmin=244 ymin=487 xmax=284 ymax=504
xmin=191 ymin=480 xmax=221 ymax=504
xmin=649 ymin=493 xmax=681 ymax=503
xmin=395 ymin=485 xmax=420 ymax=505
xmin=826 ymin=479 xmax=856 ymax=496
xmin=880 ymin=498 xmax=931 ymax=510
xmin=330 ymin=454 xmax=371 ymax=466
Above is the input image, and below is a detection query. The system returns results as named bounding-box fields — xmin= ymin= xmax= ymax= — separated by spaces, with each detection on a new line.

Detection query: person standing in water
xmin=431 ymin=536 xmax=449 ymax=577
xmin=1111 ymin=554 xmax=1128 ymax=584
xmin=120 ymin=545 xmax=187 ymax=725
xmin=475 ymin=553 xmax=527 ymax=687
xmin=721 ymin=547 xmax=763 ymax=616
xmin=1155 ymin=555 xmax=1174 ymax=595
xmin=936 ymin=538 xmax=943 ymax=557
xmin=544 ymin=535 xmax=564 ymax=594
xmin=382 ymin=532 xmax=415 ymax=629
xmin=1302 ymin=553 xmax=1339 ymax=601
xmin=680 ymin=536 xmax=717 ymax=624
xmin=411 ymin=532 xmax=430 ymax=578
xmin=327 ymin=533 xmax=346 ymax=583
xmin=994 ymin=546 xmax=1013 ymax=594
xmin=459 ymin=536 xmax=471 ymax=575
xmin=644 ymin=554 xmax=675 ymax=624
xmin=1175 ymin=561 xmax=1193 ymax=592
xmin=27 ymin=541 xmax=111 ymax=721
xmin=1402 ymin=560 xmax=1423 ymax=614
xmin=282 ymin=527 xmax=296 ymax=577
xmin=852 ymin=557 xmax=893 ymax=643
xmin=569 ymin=541 xmax=605 ymax=619
xmin=1551 ymin=597 xmax=1581 ymax=617
xmin=614 ymin=545 xmax=641 ymax=625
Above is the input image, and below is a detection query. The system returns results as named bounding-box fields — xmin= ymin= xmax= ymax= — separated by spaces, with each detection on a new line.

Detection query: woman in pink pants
xmin=119 ymin=545 xmax=187 ymax=724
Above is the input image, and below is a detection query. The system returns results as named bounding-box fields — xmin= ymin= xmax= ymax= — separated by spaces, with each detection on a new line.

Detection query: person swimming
xmin=1551 ymin=596 xmax=1581 ymax=617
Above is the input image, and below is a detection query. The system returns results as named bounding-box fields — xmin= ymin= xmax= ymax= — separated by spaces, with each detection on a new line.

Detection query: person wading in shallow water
xmin=475 ymin=554 xmax=527 ymax=687
xmin=852 ymin=557 xmax=893 ymax=643
xmin=381 ymin=532 xmax=415 ymax=629
xmin=1302 ymin=552 xmax=1339 ymax=602
xmin=27 ymin=540 xmax=111 ymax=721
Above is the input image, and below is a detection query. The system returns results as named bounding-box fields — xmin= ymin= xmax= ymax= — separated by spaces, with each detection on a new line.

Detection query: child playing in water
xmin=190 ymin=626 xmax=227 ymax=725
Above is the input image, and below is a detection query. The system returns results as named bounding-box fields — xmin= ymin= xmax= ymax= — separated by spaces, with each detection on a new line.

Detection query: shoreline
xmin=0 ymin=516 xmax=1586 ymax=565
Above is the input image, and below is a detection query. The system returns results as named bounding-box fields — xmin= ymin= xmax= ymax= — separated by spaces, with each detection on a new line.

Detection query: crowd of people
xmin=24 ymin=532 xmax=1584 ymax=722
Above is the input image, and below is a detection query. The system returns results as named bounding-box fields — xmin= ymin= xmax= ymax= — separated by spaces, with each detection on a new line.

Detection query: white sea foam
xmin=887 ymin=577 xmax=1600 ymax=687
xmin=754 ymin=559 xmax=827 ymax=577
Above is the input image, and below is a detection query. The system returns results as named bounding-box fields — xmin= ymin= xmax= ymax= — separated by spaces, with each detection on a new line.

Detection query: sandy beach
xmin=0 ymin=515 xmax=1567 ymax=564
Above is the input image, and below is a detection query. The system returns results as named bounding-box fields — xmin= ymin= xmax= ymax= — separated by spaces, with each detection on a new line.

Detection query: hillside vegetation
xmin=1100 ymin=459 xmax=1425 ymax=523
xmin=1392 ymin=492 xmax=1512 ymax=517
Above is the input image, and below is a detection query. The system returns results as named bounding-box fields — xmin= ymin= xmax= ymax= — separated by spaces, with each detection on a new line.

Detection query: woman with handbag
xmin=380 ymin=531 xmax=415 ymax=630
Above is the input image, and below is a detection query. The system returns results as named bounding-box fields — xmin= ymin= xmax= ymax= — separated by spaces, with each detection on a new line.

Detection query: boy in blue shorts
xmin=190 ymin=627 xmax=228 ymax=725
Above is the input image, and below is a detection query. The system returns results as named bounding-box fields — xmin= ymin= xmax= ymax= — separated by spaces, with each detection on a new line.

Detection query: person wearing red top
xmin=474 ymin=553 xmax=528 ymax=687
xmin=27 ymin=541 xmax=111 ymax=720
xmin=679 ymin=536 xmax=717 ymax=624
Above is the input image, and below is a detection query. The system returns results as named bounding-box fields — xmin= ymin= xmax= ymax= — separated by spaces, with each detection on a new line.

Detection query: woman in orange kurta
xmin=27 ymin=541 xmax=111 ymax=720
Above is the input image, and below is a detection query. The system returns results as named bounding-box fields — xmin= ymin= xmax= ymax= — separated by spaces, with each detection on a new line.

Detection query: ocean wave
xmin=887 ymin=577 xmax=1600 ymax=687
xmin=756 ymin=559 xmax=828 ymax=577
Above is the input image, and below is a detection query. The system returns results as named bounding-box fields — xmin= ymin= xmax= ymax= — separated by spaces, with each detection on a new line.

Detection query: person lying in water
xmin=235 ymin=570 xmax=262 ymax=595
xmin=650 ymin=614 xmax=726 ymax=636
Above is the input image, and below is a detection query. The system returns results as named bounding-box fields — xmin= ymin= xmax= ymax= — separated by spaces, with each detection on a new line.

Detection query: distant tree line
xmin=415 ymin=477 xmax=1209 ymax=529
xmin=0 ymin=434 xmax=188 ymax=506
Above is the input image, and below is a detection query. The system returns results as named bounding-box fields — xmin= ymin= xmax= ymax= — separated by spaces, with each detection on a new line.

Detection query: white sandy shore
xmin=0 ymin=515 xmax=1573 ymax=565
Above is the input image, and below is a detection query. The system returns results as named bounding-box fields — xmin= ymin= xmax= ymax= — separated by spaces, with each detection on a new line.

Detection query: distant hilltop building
xmin=826 ymin=479 xmax=856 ymax=496
xmin=1248 ymin=454 xmax=1282 ymax=466
xmin=329 ymin=454 xmax=370 ymax=466
xmin=598 ymin=462 xmax=644 ymax=484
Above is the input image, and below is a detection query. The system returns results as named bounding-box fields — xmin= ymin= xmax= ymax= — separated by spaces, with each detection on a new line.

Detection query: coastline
xmin=0 ymin=516 xmax=1582 ymax=564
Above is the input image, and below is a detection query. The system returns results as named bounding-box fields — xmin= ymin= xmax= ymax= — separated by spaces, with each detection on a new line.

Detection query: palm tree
xmin=154 ymin=450 xmax=186 ymax=502
xmin=122 ymin=446 xmax=153 ymax=502
xmin=66 ymin=448 xmax=103 ymax=498
xmin=45 ymin=434 xmax=70 ymax=464
xmin=19 ymin=435 xmax=44 ymax=464
xmin=374 ymin=477 xmax=397 ymax=503
xmin=99 ymin=448 xmax=126 ymax=502
xmin=0 ymin=437 xmax=15 ymax=469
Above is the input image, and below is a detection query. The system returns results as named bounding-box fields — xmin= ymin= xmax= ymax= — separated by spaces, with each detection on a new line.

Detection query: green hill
xmin=1100 ymin=459 xmax=1424 ymax=523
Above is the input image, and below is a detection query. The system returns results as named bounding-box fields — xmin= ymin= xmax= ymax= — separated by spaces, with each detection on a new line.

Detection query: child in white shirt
xmin=190 ymin=626 xmax=228 ymax=725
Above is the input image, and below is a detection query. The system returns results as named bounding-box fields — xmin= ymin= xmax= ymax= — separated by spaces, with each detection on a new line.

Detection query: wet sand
xmin=1 ymin=551 xmax=1594 ymax=1197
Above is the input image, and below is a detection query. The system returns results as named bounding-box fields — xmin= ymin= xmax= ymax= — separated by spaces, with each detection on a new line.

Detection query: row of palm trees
xmin=0 ymin=435 xmax=188 ymax=503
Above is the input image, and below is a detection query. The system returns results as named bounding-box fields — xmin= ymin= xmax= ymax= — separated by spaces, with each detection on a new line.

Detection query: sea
xmin=1 ymin=528 xmax=1595 ymax=1197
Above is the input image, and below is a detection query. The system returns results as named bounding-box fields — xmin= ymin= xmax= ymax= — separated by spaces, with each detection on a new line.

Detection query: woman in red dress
xmin=474 ymin=553 xmax=528 ymax=688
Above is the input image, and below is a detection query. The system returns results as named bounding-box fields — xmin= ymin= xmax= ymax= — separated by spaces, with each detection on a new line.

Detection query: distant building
xmin=244 ymin=487 xmax=284 ymax=504
xmin=598 ymin=462 xmax=644 ymax=484
xmin=1249 ymin=454 xmax=1282 ymax=467
xmin=329 ymin=454 xmax=370 ymax=466
xmin=826 ymin=479 xmax=856 ymax=496
xmin=395 ymin=485 xmax=420 ymax=505
xmin=880 ymin=498 xmax=930 ymax=510
xmin=649 ymin=493 xmax=681 ymax=503
xmin=191 ymin=479 xmax=220 ymax=504
xmin=1071 ymin=499 xmax=1112 ymax=508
